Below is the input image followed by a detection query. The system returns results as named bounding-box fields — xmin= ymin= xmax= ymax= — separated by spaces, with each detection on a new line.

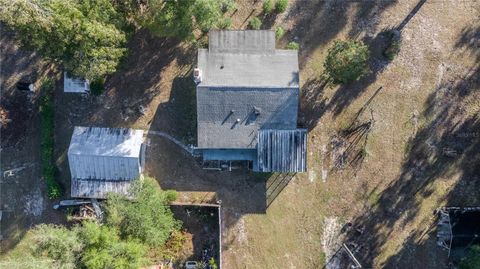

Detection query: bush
xmin=216 ymin=17 xmax=232 ymax=29
xmin=286 ymin=41 xmax=299 ymax=50
xmin=275 ymin=0 xmax=288 ymax=13
xmin=263 ymin=0 xmax=274 ymax=14
xmin=90 ymin=78 xmax=105 ymax=96
xmin=324 ymin=40 xmax=370 ymax=84
xmin=275 ymin=26 xmax=285 ymax=40
xmin=249 ymin=17 xmax=262 ymax=30
xmin=383 ymin=29 xmax=401 ymax=60
xmin=105 ymin=177 xmax=180 ymax=248
xmin=39 ymin=80 xmax=62 ymax=199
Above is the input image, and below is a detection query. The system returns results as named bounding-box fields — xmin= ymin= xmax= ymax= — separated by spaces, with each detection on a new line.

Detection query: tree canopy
xmin=0 ymin=177 xmax=180 ymax=269
xmin=0 ymin=0 xmax=129 ymax=80
xmin=324 ymin=40 xmax=370 ymax=84
xmin=141 ymin=0 xmax=235 ymax=40
xmin=105 ymin=177 xmax=180 ymax=248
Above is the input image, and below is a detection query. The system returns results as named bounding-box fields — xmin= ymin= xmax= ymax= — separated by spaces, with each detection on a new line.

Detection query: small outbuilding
xmin=68 ymin=126 xmax=145 ymax=199
xmin=64 ymin=72 xmax=90 ymax=93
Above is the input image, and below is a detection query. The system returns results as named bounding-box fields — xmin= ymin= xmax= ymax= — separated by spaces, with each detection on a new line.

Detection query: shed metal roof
xmin=68 ymin=126 xmax=144 ymax=157
xmin=71 ymin=178 xmax=133 ymax=199
xmin=257 ymin=129 xmax=307 ymax=172
xmin=68 ymin=126 xmax=144 ymax=198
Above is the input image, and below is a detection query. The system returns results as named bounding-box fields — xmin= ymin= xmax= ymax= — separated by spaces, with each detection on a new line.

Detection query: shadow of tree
xmin=339 ymin=49 xmax=480 ymax=267
xmin=286 ymin=1 xmax=397 ymax=68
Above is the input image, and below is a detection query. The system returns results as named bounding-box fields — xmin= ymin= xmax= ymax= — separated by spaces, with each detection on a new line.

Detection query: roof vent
xmin=193 ymin=68 xmax=202 ymax=84
xmin=253 ymin=106 xmax=261 ymax=115
xmin=236 ymin=118 xmax=241 ymax=123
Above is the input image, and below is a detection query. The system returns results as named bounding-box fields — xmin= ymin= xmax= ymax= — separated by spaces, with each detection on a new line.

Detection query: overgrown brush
xmin=40 ymin=79 xmax=62 ymax=199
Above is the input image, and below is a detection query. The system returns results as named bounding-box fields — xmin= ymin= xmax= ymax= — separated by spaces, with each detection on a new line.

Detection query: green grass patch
xmin=39 ymin=79 xmax=62 ymax=199
xmin=367 ymin=189 xmax=381 ymax=208
xmin=319 ymin=252 xmax=326 ymax=266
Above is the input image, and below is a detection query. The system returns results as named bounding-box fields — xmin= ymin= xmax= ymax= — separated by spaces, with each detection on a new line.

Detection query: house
xmin=195 ymin=30 xmax=307 ymax=173
xmin=64 ymin=72 xmax=90 ymax=93
xmin=68 ymin=126 xmax=145 ymax=198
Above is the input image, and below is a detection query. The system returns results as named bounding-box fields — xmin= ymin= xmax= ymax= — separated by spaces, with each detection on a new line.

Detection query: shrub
xmin=275 ymin=26 xmax=285 ymax=40
xmin=216 ymin=17 xmax=232 ymax=29
xmin=383 ymin=29 xmax=401 ymax=60
xmin=286 ymin=41 xmax=299 ymax=50
xmin=324 ymin=40 xmax=370 ymax=84
xmin=90 ymin=78 xmax=105 ymax=96
xmin=105 ymin=177 xmax=180 ymax=248
xmin=275 ymin=0 xmax=288 ymax=13
xmin=249 ymin=17 xmax=262 ymax=30
xmin=39 ymin=80 xmax=62 ymax=199
xmin=263 ymin=0 xmax=274 ymax=14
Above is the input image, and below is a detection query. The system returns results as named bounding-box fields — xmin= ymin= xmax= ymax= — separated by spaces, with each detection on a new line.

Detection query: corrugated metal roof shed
xmin=257 ymin=129 xmax=307 ymax=172
xmin=64 ymin=72 xmax=90 ymax=93
xmin=68 ymin=126 xmax=144 ymax=198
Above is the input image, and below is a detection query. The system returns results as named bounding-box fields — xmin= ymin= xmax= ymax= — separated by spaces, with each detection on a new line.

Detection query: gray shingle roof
xmin=197 ymin=87 xmax=298 ymax=148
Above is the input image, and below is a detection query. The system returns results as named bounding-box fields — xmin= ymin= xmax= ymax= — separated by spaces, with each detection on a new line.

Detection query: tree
xmin=324 ymin=40 xmax=370 ymax=84
xmin=142 ymin=0 xmax=234 ymax=40
xmin=0 ymin=0 xmax=128 ymax=81
xmin=460 ymin=245 xmax=480 ymax=269
xmin=105 ymin=177 xmax=180 ymax=248
xmin=79 ymin=222 xmax=147 ymax=269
